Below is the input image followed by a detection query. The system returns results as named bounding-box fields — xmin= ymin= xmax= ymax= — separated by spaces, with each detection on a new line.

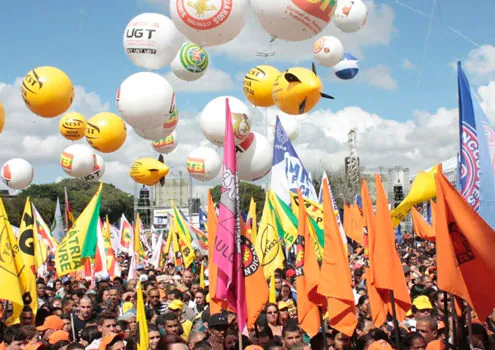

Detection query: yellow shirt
xmin=181 ymin=319 xmax=193 ymax=341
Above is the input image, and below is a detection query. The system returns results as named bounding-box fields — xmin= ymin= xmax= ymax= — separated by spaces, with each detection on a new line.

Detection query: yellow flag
xmin=136 ymin=281 xmax=149 ymax=350
xmin=55 ymin=183 xmax=103 ymax=276
xmin=269 ymin=272 xmax=277 ymax=304
xmin=200 ymin=261 xmax=205 ymax=289
xmin=134 ymin=213 xmax=145 ymax=259
xmin=18 ymin=198 xmax=36 ymax=273
xmin=290 ymin=194 xmax=323 ymax=261
xmin=170 ymin=206 xmax=195 ymax=268
xmin=103 ymin=215 xmax=112 ymax=251
xmin=247 ymin=198 xmax=257 ymax=242
xmin=256 ymin=194 xmax=285 ymax=279
xmin=269 ymin=191 xmax=298 ymax=247
xmin=0 ymin=199 xmax=37 ymax=325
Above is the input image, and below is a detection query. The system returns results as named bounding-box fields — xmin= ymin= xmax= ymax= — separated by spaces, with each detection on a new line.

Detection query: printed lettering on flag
xmin=460 ymin=121 xmax=480 ymax=210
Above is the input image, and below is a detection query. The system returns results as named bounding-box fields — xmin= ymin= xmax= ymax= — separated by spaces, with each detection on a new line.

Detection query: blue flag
xmin=457 ymin=62 xmax=495 ymax=229
xmin=271 ymin=116 xmax=318 ymax=204
xmin=395 ymin=224 xmax=404 ymax=245
xmin=198 ymin=208 xmax=207 ymax=231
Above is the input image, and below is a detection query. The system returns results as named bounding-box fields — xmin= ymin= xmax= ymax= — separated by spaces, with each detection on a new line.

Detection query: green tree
xmin=3 ymin=178 xmax=133 ymax=227
xmin=210 ymin=182 xmax=266 ymax=219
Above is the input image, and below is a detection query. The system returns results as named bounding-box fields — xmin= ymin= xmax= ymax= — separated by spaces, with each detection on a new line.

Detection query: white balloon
xmin=171 ymin=42 xmax=209 ymax=81
xmin=333 ymin=0 xmax=368 ymax=33
xmin=237 ymin=132 xmax=272 ymax=181
xmin=60 ymin=144 xmax=96 ymax=178
xmin=313 ymin=36 xmax=344 ymax=67
xmin=200 ymin=96 xmax=251 ymax=146
xmin=152 ymin=132 xmax=178 ymax=154
xmin=117 ymin=72 xmax=175 ymax=130
xmin=1 ymin=158 xmax=34 ymax=190
xmin=83 ymin=154 xmax=106 ymax=181
xmin=123 ymin=13 xmax=183 ymax=70
xmin=250 ymin=0 xmax=336 ymax=42
xmin=186 ymin=147 xmax=221 ymax=181
xmin=133 ymin=107 xmax=179 ymax=140
xmin=266 ymin=114 xmax=301 ymax=143
xmin=170 ymin=0 xmax=249 ymax=47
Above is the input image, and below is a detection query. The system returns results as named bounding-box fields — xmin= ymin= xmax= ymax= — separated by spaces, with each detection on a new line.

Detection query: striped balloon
xmin=171 ymin=42 xmax=209 ymax=81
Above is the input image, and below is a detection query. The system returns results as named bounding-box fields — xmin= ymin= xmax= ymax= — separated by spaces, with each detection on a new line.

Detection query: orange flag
xmin=207 ymin=191 xmax=229 ymax=314
xmin=361 ymin=181 xmax=387 ymax=327
xmin=318 ymin=178 xmax=357 ymax=337
xmin=372 ymin=175 xmax=411 ymax=321
xmin=343 ymin=203 xmax=365 ymax=246
xmin=435 ymin=170 xmax=495 ymax=321
xmin=295 ymin=189 xmax=322 ymax=337
xmin=240 ymin=214 xmax=268 ymax=329
xmin=411 ymin=207 xmax=435 ymax=241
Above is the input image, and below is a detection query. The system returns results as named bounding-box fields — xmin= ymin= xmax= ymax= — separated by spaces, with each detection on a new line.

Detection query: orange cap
xmin=368 ymin=340 xmax=393 ymax=350
xmin=426 ymin=339 xmax=446 ymax=350
xmin=99 ymin=333 xmax=125 ymax=350
xmin=24 ymin=342 xmax=46 ymax=350
xmin=36 ymin=315 xmax=64 ymax=331
xmin=245 ymin=346 xmax=263 ymax=350
xmin=48 ymin=330 xmax=69 ymax=345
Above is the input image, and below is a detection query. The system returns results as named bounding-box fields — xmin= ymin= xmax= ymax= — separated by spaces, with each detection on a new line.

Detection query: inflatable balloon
xmin=186 ymin=147 xmax=221 ymax=181
xmin=171 ymin=42 xmax=209 ymax=81
xmin=333 ymin=0 xmax=368 ymax=33
xmin=170 ymin=0 xmax=248 ymax=47
xmin=60 ymin=144 xmax=96 ymax=178
xmin=0 ymin=101 xmax=4 ymax=133
xmin=1 ymin=158 xmax=34 ymax=190
xmin=85 ymin=112 xmax=127 ymax=153
xmin=267 ymin=114 xmax=301 ymax=143
xmin=250 ymin=0 xmax=337 ymax=42
xmin=59 ymin=112 xmax=87 ymax=141
xmin=200 ymin=96 xmax=251 ymax=146
xmin=83 ymin=154 xmax=106 ymax=181
xmin=117 ymin=72 xmax=175 ymax=130
xmin=333 ymin=53 xmax=359 ymax=80
xmin=130 ymin=157 xmax=170 ymax=186
xmin=236 ymin=132 xmax=272 ymax=181
xmin=313 ymin=36 xmax=344 ymax=67
xmin=133 ymin=107 xmax=178 ymax=140
xmin=123 ymin=13 xmax=182 ymax=70
xmin=152 ymin=132 xmax=177 ymax=154
xmin=243 ymin=65 xmax=281 ymax=107
xmin=21 ymin=66 xmax=74 ymax=118
xmin=273 ymin=66 xmax=333 ymax=115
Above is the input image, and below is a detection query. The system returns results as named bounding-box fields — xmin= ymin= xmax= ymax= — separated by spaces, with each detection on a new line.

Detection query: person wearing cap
xmin=86 ymin=312 xmax=119 ymax=350
xmin=47 ymin=330 xmax=70 ymax=345
xmin=277 ymin=301 xmax=290 ymax=325
xmin=208 ymin=313 xmax=229 ymax=349
xmin=36 ymin=315 xmax=65 ymax=341
xmin=98 ymin=333 xmax=125 ymax=350
xmin=168 ymin=300 xmax=192 ymax=341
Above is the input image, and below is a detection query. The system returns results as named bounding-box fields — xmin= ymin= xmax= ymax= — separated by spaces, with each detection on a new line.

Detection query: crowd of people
xmin=0 ymin=235 xmax=494 ymax=350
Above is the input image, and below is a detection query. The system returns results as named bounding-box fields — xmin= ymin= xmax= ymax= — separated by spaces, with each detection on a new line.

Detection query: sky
xmin=1 ymin=0 xmax=495 ymax=200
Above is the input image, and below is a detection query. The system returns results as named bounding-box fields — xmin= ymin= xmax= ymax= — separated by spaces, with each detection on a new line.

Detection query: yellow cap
xmin=122 ymin=302 xmax=134 ymax=314
xmin=169 ymin=299 xmax=184 ymax=311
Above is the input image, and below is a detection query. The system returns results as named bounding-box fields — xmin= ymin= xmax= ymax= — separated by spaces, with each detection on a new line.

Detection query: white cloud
xmin=402 ymin=59 xmax=415 ymax=70
xmin=205 ymin=0 xmax=396 ymax=63
xmin=362 ymin=65 xmax=397 ymax=90
xmin=164 ymin=66 xmax=235 ymax=93
xmin=461 ymin=45 xmax=495 ymax=83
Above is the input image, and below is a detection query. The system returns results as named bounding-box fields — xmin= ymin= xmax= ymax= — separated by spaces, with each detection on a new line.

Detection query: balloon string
xmin=416 ymin=0 xmax=436 ymax=89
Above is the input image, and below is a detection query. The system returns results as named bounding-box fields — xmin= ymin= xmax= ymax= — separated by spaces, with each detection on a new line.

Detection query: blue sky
xmin=0 ymin=0 xmax=494 ymax=193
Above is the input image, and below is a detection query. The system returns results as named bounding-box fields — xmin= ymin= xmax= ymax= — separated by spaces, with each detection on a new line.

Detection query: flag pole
xmin=443 ymin=292 xmax=452 ymax=349
xmin=389 ymin=290 xmax=402 ymax=350
xmin=319 ymin=306 xmax=329 ymax=350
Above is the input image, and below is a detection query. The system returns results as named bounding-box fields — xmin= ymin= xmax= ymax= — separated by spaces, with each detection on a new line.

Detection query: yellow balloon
xmin=130 ymin=157 xmax=170 ymax=186
xmin=272 ymin=67 xmax=323 ymax=115
xmin=21 ymin=66 xmax=74 ymax=118
xmin=85 ymin=112 xmax=127 ymax=153
xmin=243 ymin=65 xmax=281 ymax=107
xmin=59 ymin=112 xmax=87 ymax=141
xmin=0 ymin=102 xmax=4 ymax=133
